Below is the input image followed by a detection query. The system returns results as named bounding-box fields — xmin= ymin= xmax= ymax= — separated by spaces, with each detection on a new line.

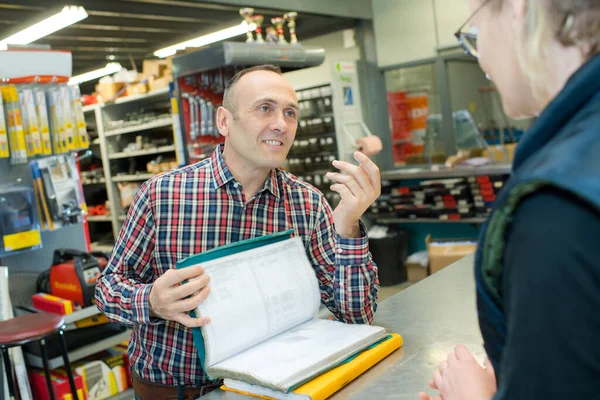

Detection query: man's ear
xmin=217 ymin=106 xmax=230 ymax=138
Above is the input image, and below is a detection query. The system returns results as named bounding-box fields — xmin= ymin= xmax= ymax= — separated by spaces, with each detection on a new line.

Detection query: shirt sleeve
xmin=493 ymin=189 xmax=600 ymax=400
xmin=307 ymin=197 xmax=379 ymax=324
xmin=95 ymin=180 xmax=164 ymax=326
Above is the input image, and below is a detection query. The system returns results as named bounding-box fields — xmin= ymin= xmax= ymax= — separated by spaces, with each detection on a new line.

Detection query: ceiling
xmin=0 ymin=0 xmax=357 ymax=75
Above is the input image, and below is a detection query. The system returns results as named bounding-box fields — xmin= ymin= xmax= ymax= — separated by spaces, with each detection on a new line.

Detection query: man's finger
xmin=429 ymin=378 xmax=437 ymax=390
xmin=177 ymin=313 xmax=211 ymax=328
xmin=176 ymin=286 xmax=211 ymax=312
xmin=353 ymin=151 xmax=381 ymax=190
xmin=331 ymin=160 xmax=373 ymax=195
xmin=175 ymin=274 xmax=211 ymax=299
xmin=161 ymin=265 xmax=205 ymax=287
xmin=330 ymin=183 xmax=354 ymax=201
xmin=326 ymin=172 xmax=365 ymax=199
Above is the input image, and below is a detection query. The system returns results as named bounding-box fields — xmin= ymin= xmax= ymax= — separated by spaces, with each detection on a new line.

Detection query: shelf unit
xmin=286 ymin=84 xmax=340 ymax=206
xmin=108 ymin=145 xmax=175 ymax=160
xmin=373 ymin=217 xmax=487 ymax=224
xmin=82 ymin=88 xmax=176 ymax=243
xmin=91 ymin=242 xmax=114 ymax=253
xmin=26 ymin=330 xmax=131 ymax=370
xmin=104 ymin=117 xmax=172 ymax=137
xmin=112 ymin=173 xmax=156 ymax=182
xmin=373 ymin=165 xmax=511 ymax=227
xmin=381 ymin=163 xmax=512 ymax=180
xmin=87 ymin=215 xmax=112 ymax=222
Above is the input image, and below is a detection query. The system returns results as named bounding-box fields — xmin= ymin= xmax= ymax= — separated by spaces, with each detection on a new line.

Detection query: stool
xmin=0 ymin=313 xmax=78 ymax=400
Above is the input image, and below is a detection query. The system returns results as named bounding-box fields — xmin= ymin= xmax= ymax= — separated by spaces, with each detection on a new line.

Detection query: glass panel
xmin=384 ymin=63 xmax=442 ymax=166
xmin=446 ymin=59 xmax=533 ymax=162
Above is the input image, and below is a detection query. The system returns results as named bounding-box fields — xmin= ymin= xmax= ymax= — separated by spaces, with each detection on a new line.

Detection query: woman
xmin=420 ymin=0 xmax=600 ymax=399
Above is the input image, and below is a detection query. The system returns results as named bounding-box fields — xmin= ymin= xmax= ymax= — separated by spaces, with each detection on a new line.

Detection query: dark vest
xmin=475 ymin=54 xmax=600 ymax=372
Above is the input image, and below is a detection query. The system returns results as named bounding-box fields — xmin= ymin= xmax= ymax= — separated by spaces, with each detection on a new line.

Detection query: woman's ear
xmin=217 ymin=106 xmax=230 ymax=138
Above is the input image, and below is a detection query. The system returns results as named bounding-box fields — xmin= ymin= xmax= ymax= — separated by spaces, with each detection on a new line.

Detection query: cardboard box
xmin=29 ymin=368 xmax=86 ymax=400
xmin=426 ymin=235 xmax=477 ymax=274
xmin=142 ymin=59 xmax=168 ymax=79
xmin=406 ymin=262 xmax=429 ymax=282
xmin=483 ymin=143 xmax=517 ymax=162
xmin=126 ymin=80 xmax=149 ymax=96
xmin=148 ymin=74 xmax=173 ymax=92
xmin=96 ymin=82 xmax=125 ymax=102
xmin=73 ymin=350 xmax=129 ymax=400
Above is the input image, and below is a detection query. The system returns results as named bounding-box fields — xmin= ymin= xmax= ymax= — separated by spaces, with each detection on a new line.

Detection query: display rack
xmin=286 ymin=84 xmax=340 ymax=206
xmin=81 ymin=88 xmax=177 ymax=251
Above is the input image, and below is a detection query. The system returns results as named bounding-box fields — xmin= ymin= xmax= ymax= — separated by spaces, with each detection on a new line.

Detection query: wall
xmin=372 ymin=0 xmax=470 ymax=67
xmin=283 ymin=30 xmax=361 ymax=90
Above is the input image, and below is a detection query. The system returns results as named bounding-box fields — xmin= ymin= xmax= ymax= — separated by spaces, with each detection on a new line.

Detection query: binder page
xmin=213 ymin=319 xmax=386 ymax=391
xmin=193 ymin=237 xmax=321 ymax=366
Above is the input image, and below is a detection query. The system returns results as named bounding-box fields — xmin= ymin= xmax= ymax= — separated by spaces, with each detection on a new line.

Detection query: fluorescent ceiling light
xmin=69 ymin=62 xmax=122 ymax=85
xmin=0 ymin=6 xmax=87 ymax=47
xmin=154 ymin=21 xmax=256 ymax=58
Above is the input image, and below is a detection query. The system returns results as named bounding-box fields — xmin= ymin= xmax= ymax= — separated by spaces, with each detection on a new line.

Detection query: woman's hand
xmin=419 ymin=345 xmax=497 ymax=400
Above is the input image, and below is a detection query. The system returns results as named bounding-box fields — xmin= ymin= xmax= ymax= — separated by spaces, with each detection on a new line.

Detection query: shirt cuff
xmin=334 ymin=221 xmax=370 ymax=265
xmin=132 ymin=283 xmax=165 ymax=325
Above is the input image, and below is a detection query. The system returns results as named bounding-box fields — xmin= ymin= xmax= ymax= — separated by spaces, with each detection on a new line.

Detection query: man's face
xmin=220 ymin=70 xmax=299 ymax=171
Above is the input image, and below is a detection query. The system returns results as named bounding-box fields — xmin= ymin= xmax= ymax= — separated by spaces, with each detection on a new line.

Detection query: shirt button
xmin=336 ymin=248 xmax=344 ymax=254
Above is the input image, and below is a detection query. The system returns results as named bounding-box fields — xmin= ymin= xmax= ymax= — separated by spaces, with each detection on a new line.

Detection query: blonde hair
xmin=515 ymin=0 xmax=600 ymax=102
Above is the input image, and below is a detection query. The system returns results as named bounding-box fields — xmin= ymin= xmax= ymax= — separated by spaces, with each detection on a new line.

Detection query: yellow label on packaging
xmin=3 ymin=230 xmax=41 ymax=252
xmin=0 ymin=129 xmax=8 ymax=158
xmin=41 ymin=128 xmax=52 ymax=154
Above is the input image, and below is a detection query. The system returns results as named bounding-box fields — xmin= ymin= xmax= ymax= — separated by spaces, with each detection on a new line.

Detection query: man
xmin=95 ymin=64 xmax=381 ymax=399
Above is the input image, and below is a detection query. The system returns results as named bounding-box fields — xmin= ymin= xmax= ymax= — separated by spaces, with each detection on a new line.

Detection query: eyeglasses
xmin=454 ymin=0 xmax=493 ymax=59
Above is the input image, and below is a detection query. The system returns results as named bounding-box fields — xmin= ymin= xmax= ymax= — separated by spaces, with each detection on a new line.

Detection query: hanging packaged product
xmin=70 ymin=85 xmax=89 ymax=149
xmin=34 ymin=88 xmax=53 ymax=155
xmin=47 ymin=88 xmax=66 ymax=154
xmin=31 ymin=154 xmax=84 ymax=230
xmin=59 ymin=85 xmax=75 ymax=150
xmin=19 ymin=88 xmax=43 ymax=156
xmin=0 ymin=96 xmax=9 ymax=158
xmin=2 ymin=85 xmax=28 ymax=164
xmin=0 ymin=186 xmax=43 ymax=257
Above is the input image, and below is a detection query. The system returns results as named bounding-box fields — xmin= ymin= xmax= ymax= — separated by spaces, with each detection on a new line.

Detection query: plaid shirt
xmin=95 ymin=145 xmax=379 ymax=387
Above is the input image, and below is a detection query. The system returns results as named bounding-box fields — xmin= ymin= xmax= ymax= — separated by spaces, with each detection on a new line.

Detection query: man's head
xmin=217 ymin=65 xmax=298 ymax=173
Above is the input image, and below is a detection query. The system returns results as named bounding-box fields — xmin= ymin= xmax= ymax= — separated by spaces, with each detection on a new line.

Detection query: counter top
xmin=204 ymin=255 xmax=483 ymax=399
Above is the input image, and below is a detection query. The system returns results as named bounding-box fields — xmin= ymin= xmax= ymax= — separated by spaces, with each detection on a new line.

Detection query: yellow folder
xmin=222 ymin=333 xmax=403 ymax=400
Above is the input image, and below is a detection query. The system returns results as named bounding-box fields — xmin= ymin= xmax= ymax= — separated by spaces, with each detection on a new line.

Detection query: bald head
xmin=222 ymin=64 xmax=283 ymax=117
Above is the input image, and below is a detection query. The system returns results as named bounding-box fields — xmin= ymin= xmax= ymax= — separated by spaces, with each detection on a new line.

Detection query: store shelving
xmin=86 ymin=215 xmax=112 ymax=222
xmin=111 ymin=87 xmax=169 ymax=105
xmin=373 ymin=217 xmax=487 ymax=224
xmin=26 ymin=330 xmax=131 ymax=370
xmin=381 ymin=163 xmax=512 ymax=180
xmin=286 ymin=84 xmax=340 ymax=206
xmin=80 ymin=87 xmax=176 ymax=242
xmin=112 ymin=173 xmax=156 ymax=182
xmin=108 ymin=145 xmax=175 ymax=160
xmin=104 ymin=117 xmax=172 ymax=137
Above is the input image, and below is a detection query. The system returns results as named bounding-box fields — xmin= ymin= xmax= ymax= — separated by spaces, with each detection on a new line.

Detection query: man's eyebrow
xmin=251 ymin=98 xmax=298 ymax=110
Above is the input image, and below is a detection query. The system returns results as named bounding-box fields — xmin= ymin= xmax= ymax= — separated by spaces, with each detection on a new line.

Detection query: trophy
xmin=265 ymin=26 xmax=278 ymax=44
xmin=253 ymin=14 xmax=265 ymax=43
xmin=284 ymin=12 xmax=299 ymax=45
xmin=271 ymin=17 xmax=288 ymax=44
xmin=239 ymin=7 xmax=255 ymax=43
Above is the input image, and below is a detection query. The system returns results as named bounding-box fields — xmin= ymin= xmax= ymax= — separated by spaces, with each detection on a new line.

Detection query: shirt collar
xmin=210 ymin=144 xmax=281 ymax=199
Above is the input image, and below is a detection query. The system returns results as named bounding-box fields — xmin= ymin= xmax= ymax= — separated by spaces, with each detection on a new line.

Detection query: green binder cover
xmin=175 ymin=229 xmax=295 ymax=372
